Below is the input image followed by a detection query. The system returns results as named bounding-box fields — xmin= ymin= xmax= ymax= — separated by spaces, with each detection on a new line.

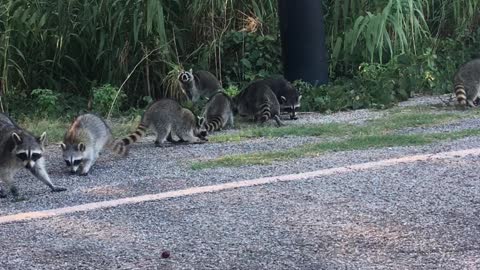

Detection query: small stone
xmin=161 ymin=251 xmax=170 ymax=259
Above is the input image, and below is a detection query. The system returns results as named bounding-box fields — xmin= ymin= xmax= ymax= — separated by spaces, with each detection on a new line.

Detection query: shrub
xmin=297 ymin=54 xmax=425 ymax=112
xmin=92 ymin=84 xmax=126 ymax=117
xmin=224 ymin=85 xmax=240 ymax=97
xmin=31 ymin=89 xmax=60 ymax=117
xmin=220 ymin=31 xmax=282 ymax=87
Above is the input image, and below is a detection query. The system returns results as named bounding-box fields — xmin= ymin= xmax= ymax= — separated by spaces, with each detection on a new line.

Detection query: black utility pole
xmin=278 ymin=0 xmax=329 ymax=85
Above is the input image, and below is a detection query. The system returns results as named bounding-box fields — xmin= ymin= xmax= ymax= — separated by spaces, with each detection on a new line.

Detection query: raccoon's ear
xmin=60 ymin=143 xmax=67 ymax=151
xmin=39 ymin=132 xmax=47 ymax=144
xmin=298 ymin=95 xmax=302 ymax=102
xmin=78 ymin=143 xmax=86 ymax=152
xmin=280 ymin=96 xmax=287 ymax=103
xmin=189 ymin=68 xmax=193 ymax=74
xmin=11 ymin=132 xmax=22 ymax=145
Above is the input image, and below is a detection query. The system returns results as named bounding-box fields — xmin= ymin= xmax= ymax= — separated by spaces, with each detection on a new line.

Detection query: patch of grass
xmin=18 ymin=118 xmax=69 ymax=144
xmin=12 ymin=104 xmax=479 ymax=149
xmin=364 ymin=111 xmax=463 ymax=133
xmin=191 ymin=129 xmax=480 ymax=170
xmin=210 ymin=110 xmax=468 ymax=143
xmin=209 ymin=123 xmax=353 ymax=143
xmin=17 ymin=116 xmax=140 ymax=144
xmin=110 ymin=115 xmax=142 ymax=139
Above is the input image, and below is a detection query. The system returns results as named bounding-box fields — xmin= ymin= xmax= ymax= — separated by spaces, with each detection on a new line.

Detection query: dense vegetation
xmin=0 ymin=0 xmax=479 ymax=118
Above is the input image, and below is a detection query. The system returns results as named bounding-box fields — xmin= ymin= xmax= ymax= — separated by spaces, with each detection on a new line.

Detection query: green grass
xmin=209 ymin=123 xmax=354 ymax=142
xmin=191 ymin=129 xmax=480 ymax=170
xmin=17 ymin=116 xmax=140 ymax=144
xmin=19 ymin=118 xmax=69 ymax=145
xmin=210 ymin=110 xmax=467 ymax=143
xmin=15 ymin=105 xmax=470 ymax=144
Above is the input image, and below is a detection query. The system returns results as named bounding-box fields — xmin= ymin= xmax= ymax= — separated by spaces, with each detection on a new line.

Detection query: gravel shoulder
xmin=1 ymin=95 xmax=479 ymax=269
xmin=1 ymin=95 xmax=478 ymax=215
xmin=0 ymin=145 xmax=478 ymax=270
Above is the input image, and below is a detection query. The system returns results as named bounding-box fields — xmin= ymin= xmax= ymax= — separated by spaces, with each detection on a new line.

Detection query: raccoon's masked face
xmin=195 ymin=116 xmax=208 ymax=140
xmin=11 ymin=132 xmax=45 ymax=169
xmin=178 ymin=71 xmax=193 ymax=83
xmin=280 ymin=93 xmax=302 ymax=120
xmin=60 ymin=142 xmax=86 ymax=174
xmin=178 ymin=71 xmax=194 ymax=99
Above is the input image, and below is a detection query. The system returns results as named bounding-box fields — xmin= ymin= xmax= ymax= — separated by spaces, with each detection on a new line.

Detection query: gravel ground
xmin=397 ymin=117 xmax=480 ymax=135
xmin=0 ymin=146 xmax=478 ymax=269
xmin=280 ymin=109 xmax=387 ymax=125
xmin=1 ymin=95 xmax=480 ymax=269
xmin=397 ymin=94 xmax=454 ymax=107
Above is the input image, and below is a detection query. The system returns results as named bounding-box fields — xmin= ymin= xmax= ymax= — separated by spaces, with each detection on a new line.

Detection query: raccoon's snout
xmin=70 ymin=166 xmax=80 ymax=174
xmin=200 ymin=130 xmax=208 ymax=137
xmin=24 ymin=161 xmax=35 ymax=169
xmin=180 ymin=74 xmax=190 ymax=82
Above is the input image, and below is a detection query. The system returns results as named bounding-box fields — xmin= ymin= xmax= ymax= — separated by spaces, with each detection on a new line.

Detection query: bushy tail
xmin=205 ymin=116 xmax=223 ymax=132
xmin=112 ymin=123 xmax=148 ymax=156
xmin=112 ymin=139 xmax=128 ymax=156
xmin=455 ymin=83 xmax=467 ymax=106
xmin=259 ymin=102 xmax=271 ymax=122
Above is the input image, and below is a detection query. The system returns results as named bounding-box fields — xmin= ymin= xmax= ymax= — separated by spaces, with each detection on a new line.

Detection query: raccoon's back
xmin=194 ymin=71 xmax=222 ymax=95
xmin=0 ymin=113 xmax=20 ymax=141
xmin=261 ymin=77 xmax=290 ymax=95
xmin=237 ymin=81 xmax=279 ymax=114
xmin=262 ymin=77 xmax=299 ymax=103
xmin=242 ymin=81 xmax=278 ymax=110
xmin=204 ymin=92 xmax=232 ymax=116
xmin=0 ymin=122 xmax=32 ymax=160
xmin=143 ymin=99 xmax=184 ymax=125
xmin=455 ymin=59 xmax=480 ymax=87
xmin=0 ymin=124 xmax=17 ymax=153
xmin=0 ymin=113 xmax=16 ymax=127
xmin=64 ymin=114 xmax=112 ymax=144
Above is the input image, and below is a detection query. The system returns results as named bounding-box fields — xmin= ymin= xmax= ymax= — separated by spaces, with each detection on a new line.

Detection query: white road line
xmin=1 ymin=148 xmax=479 ymax=225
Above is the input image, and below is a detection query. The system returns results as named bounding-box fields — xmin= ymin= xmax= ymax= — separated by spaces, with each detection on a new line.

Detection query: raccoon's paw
xmin=52 ymin=186 xmax=67 ymax=192
xmin=290 ymin=115 xmax=298 ymax=120
xmin=79 ymin=172 xmax=89 ymax=176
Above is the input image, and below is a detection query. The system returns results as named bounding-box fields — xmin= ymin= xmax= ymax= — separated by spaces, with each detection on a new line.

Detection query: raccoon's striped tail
xmin=112 ymin=139 xmax=128 ymax=156
xmin=455 ymin=83 xmax=467 ymax=106
xmin=205 ymin=116 xmax=223 ymax=132
xmin=112 ymin=123 xmax=148 ymax=156
xmin=259 ymin=102 xmax=271 ymax=123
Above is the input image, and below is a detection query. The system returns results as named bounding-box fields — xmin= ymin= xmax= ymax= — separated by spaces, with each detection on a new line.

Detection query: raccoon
xmin=202 ymin=91 xmax=234 ymax=132
xmin=260 ymin=77 xmax=301 ymax=120
xmin=114 ymin=99 xmax=208 ymax=154
xmin=61 ymin=114 xmax=116 ymax=176
xmin=178 ymin=69 xmax=222 ymax=102
xmin=0 ymin=113 xmax=66 ymax=198
xmin=234 ymin=81 xmax=283 ymax=127
xmin=454 ymin=58 xmax=480 ymax=107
